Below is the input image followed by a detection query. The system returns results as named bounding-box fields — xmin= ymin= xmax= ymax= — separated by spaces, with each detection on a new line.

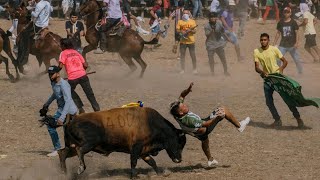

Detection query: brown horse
xmin=9 ymin=3 xmax=62 ymax=76
xmin=79 ymin=0 xmax=159 ymax=78
xmin=0 ymin=29 xmax=19 ymax=82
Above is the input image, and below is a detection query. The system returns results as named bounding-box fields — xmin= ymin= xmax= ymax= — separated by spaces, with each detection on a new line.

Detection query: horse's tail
xmin=143 ymin=37 xmax=159 ymax=45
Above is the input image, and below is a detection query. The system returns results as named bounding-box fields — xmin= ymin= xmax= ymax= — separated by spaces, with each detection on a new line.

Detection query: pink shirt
xmin=59 ymin=49 xmax=86 ymax=80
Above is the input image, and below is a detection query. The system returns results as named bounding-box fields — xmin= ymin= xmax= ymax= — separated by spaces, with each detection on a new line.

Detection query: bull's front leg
xmin=130 ymin=144 xmax=143 ymax=179
xmin=58 ymin=148 xmax=69 ymax=173
xmin=142 ymin=155 xmax=161 ymax=175
xmin=75 ymin=146 xmax=86 ymax=175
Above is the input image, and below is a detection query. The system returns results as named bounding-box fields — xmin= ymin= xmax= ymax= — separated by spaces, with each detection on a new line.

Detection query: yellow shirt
xmin=254 ymin=45 xmax=283 ymax=74
xmin=176 ymin=19 xmax=197 ymax=44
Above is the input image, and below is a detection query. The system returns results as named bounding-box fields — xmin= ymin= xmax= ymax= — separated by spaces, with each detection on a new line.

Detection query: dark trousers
xmin=207 ymin=46 xmax=227 ymax=73
xmin=180 ymin=43 xmax=197 ymax=70
xmin=17 ymin=23 xmax=42 ymax=66
xmin=68 ymin=75 xmax=100 ymax=112
xmin=263 ymin=82 xmax=300 ymax=121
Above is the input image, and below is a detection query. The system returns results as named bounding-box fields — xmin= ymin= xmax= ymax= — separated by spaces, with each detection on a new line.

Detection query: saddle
xmin=96 ymin=20 xmax=127 ymax=37
xmin=107 ymin=21 xmax=126 ymax=37
xmin=34 ymin=28 xmax=52 ymax=48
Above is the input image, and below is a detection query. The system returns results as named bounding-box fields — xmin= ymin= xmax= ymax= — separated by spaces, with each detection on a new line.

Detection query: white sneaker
xmin=47 ymin=150 xmax=58 ymax=157
xmin=179 ymin=70 xmax=185 ymax=74
xmin=193 ymin=69 xmax=198 ymax=75
xmin=238 ymin=117 xmax=250 ymax=132
xmin=208 ymin=159 xmax=218 ymax=167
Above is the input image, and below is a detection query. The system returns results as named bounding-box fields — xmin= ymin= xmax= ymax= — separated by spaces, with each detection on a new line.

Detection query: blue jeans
xmin=225 ymin=30 xmax=239 ymax=45
xmin=47 ymin=111 xmax=61 ymax=151
xmin=192 ymin=0 xmax=203 ymax=18
xmin=264 ymin=82 xmax=300 ymax=122
xmin=278 ymin=46 xmax=303 ymax=74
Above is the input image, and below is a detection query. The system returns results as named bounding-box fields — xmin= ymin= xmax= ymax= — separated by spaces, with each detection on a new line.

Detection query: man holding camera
xmin=40 ymin=65 xmax=78 ymax=157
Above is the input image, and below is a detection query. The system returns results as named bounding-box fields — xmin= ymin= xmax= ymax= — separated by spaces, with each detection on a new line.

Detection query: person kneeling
xmin=170 ymin=82 xmax=250 ymax=167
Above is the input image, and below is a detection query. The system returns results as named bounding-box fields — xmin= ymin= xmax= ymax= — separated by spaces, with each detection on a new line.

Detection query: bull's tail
xmin=143 ymin=37 xmax=159 ymax=45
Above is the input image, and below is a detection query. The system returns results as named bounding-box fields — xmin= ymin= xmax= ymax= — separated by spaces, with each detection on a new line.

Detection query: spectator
xmin=221 ymin=5 xmax=243 ymax=62
xmin=149 ymin=0 xmax=163 ymax=48
xmin=204 ymin=12 xmax=229 ymax=75
xmin=236 ymin=0 xmax=249 ymax=38
xmin=65 ymin=11 xmax=85 ymax=53
xmin=299 ymin=3 xmax=320 ymax=62
xmin=210 ymin=0 xmax=221 ymax=13
xmin=176 ymin=9 xmax=198 ymax=74
xmin=192 ymin=0 xmax=204 ymax=18
xmin=168 ymin=0 xmax=184 ymax=56
xmin=273 ymin=7 xmax=303 ymax=74
xmin=261 ymin=0 xmax=280 ymax=24
xmin=163 ymin=0 xmax=171 ymax=19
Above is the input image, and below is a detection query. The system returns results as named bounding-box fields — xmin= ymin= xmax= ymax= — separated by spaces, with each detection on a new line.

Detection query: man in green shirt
xmin=170 ymin=82 xmax=250 ymax=167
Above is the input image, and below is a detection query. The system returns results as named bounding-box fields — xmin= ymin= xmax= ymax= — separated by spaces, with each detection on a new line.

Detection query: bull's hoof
xmin=77 ymin=165 xmax=85 ymax=175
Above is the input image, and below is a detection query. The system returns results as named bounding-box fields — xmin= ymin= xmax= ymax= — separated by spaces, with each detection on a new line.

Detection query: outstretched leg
xmin=133 ymin=55 xmax=147 ymax=78
xmin=75 ymin=144 xmax=94 ymax=175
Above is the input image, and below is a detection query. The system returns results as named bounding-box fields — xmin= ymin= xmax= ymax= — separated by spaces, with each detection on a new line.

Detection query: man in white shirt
xmin=210 ymin=0 xmax=221 ymax=13
xmin=299 ymin=3 xmax=320 ymax=62
xmin=99 ymin=0 xmax=122 ymax=52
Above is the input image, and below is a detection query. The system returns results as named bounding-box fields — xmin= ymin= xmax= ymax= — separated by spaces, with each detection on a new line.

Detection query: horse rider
xmin=17 ymin=0 xmax=52 ymax=62
xmin=98 ymin=0 xmax=122 ymax=52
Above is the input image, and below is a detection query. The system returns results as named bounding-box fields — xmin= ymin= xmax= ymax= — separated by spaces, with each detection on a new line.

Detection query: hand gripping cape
xmin=265 ymin=73 xmax=320 ymax=107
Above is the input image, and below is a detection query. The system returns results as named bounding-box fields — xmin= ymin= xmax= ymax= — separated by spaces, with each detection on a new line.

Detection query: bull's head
xmin=166 ymin=129 xmax=186 ymax=163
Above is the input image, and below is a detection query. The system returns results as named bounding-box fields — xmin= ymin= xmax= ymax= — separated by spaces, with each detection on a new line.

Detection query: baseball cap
xmin=48 ymin=65 xmax=61 ymax=74
xmin=284 ymin=7 xmax=291 ymax=13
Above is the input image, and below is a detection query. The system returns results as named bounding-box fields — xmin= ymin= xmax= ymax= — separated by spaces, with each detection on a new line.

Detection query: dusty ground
xmin=1 ymin=17 xmax=320 ymax=180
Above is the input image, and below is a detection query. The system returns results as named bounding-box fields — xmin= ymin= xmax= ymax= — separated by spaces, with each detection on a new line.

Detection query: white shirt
xmin=103 ymin=0 xmax=122 ymax=19
xmin=210 ymin=0 xmax=220 ymax=13
xmin=303 ymin=11 xmax=316 ymax=35
xmin=31 ymin=0 xmax=53 ymax=27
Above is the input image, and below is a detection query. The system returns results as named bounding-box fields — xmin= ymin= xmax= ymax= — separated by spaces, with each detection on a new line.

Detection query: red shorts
xmin=163 ymin=0 xmax=170 ymax=9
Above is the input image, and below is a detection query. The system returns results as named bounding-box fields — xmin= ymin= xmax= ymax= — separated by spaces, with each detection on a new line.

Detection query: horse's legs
xmin=38 ymin=57 xmax=50 ymax=76
xmin=3 ymin=40 xmax=20 ymax=80
xmin=133 ymin=55 xmax=147 ymax=78
xmin=0 ymin=54 xmax=15 ymax=82
xmin=82 ymin=44 xmax=97 ymax=61
xmin=119 ymin=54 xmax=137 ymax=75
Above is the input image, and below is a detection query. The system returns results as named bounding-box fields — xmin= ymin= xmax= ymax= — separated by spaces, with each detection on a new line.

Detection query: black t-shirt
xmin=65 ymin=20 xmax=84 ymax=34
xmin=277 ymin=19 xmax=299 ymax=47
xmin=65 ymin=21 xmax=84 ymax=48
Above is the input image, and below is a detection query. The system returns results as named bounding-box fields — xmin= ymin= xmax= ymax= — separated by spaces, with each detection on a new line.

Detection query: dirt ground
xmin=1 ymin=17 xmax=320 ymax=180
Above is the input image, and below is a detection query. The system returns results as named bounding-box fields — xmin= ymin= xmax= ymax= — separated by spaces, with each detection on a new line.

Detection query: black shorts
xmin=305 ymin=34 xmax=317 ymax=48
xmin=193 ymin=107 xmax=225 ymax=141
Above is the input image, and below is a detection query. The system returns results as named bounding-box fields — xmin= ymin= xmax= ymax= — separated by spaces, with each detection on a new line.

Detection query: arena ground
xmin=0 ymin=18 xmax=320 ymax=180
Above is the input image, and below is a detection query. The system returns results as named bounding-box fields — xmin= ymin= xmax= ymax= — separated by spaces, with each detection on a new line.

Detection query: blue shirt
xmin=221 ymin=10 xmax=234 ymax=29
xmin=44 ymin=78 xmax=78 ymax=121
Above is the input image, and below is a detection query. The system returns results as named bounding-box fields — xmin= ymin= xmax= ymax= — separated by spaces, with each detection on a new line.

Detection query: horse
xmin=79 ymin=0 xmax=159 ymax=78
xmin=9 ymin=3 xmax=62 ymax=76
xmin=0 ymin=29 xmax=19 ymax=82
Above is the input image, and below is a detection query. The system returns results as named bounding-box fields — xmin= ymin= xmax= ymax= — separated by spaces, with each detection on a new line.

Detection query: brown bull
xmin=58 ymin=107 xmax=186 ymax=178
